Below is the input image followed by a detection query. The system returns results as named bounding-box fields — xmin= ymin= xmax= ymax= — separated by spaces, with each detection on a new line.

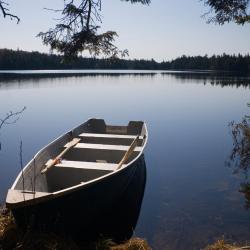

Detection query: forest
xmin=0 ymin=48 xmax=249 ymax=73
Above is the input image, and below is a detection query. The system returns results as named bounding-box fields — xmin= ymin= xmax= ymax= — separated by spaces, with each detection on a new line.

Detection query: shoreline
xmin=1 ymin=206 xmax=249 ymax=250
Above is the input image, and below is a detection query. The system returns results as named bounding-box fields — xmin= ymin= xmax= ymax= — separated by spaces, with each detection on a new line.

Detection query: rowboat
xmin=6 ymin=118 xmax=148 ymax=230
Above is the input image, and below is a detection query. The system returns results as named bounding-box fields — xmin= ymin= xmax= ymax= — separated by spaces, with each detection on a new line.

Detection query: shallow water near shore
xmin=0 ymin=70 xmax=250 ymax=249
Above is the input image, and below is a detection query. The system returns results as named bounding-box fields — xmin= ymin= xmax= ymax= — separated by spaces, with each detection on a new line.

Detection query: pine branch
xmin=38 ymin=0 xmax=149 ymax=59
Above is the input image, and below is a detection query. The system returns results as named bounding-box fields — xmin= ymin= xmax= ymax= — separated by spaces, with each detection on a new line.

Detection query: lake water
xmin=0 ymin=71 xmax=250 ymax=249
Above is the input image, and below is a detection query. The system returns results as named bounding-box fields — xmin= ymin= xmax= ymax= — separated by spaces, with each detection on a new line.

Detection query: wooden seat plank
xmin=79 ymin=132 xmax=143 ymax=140
xmin=64 ymin=142 xmax=142 ymax=152
xmin=54 ymin=160 xmax=120 ymax=171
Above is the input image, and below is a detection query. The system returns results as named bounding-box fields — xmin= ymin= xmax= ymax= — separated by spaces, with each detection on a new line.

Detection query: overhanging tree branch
xmin=0 ymin=0 xmax=20 ymax=23
xmin=0 ymin=107 xmax=26 ymax=151
xmin=38 ymin=0 xmax=150 ymax=59
xmin=0 ymin=107 xmax=26 ymax=130
xmin=203 ymin=0 xmax=250 ymax=25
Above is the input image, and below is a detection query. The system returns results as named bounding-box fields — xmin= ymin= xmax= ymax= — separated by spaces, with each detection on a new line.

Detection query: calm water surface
xmin=0 ymin=71 xmax=250 ymax=249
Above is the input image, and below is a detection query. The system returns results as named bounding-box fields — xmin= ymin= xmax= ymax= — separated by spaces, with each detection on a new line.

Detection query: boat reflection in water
xmin=86 ymin=154 xmax=147 ymax=242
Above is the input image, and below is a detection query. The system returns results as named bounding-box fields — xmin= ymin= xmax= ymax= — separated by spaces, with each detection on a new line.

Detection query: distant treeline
xmin=0 ymin=49 xmax=250 ymax=73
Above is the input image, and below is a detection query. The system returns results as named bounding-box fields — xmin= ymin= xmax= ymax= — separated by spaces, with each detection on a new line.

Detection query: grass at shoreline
xmin=204 ymin=240 xmax=250 ymax=250
xmin=1 ymin=206 xmax=250 ymax=250
xmin=0 ymin=206 xmax=151 ymax=249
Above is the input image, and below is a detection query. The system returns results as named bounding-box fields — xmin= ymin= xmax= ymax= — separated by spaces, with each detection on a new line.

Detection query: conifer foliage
xmin=204 ymin=0 xmax=250 ymax=24
xmin=38 ymin=0 xmax=150 ymax=59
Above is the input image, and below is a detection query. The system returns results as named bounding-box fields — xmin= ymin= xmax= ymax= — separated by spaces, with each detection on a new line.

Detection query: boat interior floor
xmin=45 ymin=132 xmax=143 ymax=192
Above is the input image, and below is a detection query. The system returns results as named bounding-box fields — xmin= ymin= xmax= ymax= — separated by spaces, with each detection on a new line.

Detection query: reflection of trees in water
xmin=0 ymin=72 xmax=157 ymax=82
xmin=0 ymin=73 xmax=157 ymax=89
xmin=1 ymin=72 xmax=250 ymax=89
xmin=0 ymin=107 xmax=26 ymax=150
xmin=162 ymin=72 xmax=250 ymax=88
xmin=228 ymin=109 xmax=250 ymax=208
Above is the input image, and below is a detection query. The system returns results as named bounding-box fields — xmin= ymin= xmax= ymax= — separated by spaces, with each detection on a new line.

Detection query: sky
xmin=0 ymin=0 xmax=250 ymax=61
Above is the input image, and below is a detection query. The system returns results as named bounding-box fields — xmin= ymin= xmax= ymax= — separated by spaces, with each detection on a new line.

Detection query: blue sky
xmin=0 ymin=0 xmax=250 ymax=61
